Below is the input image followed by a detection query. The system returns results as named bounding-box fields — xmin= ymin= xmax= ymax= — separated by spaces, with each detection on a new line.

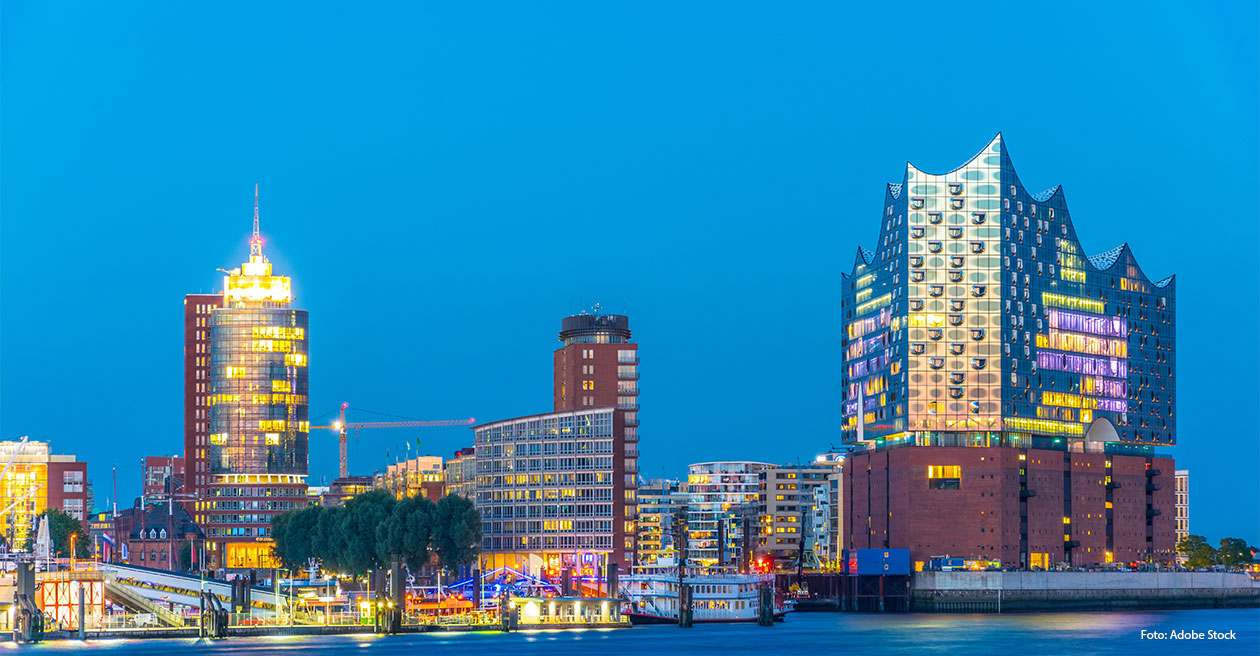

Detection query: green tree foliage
xmin=270 ymin=491 xmax=471 ymax=576
xmin=1217 ymin=537 xmax=1253 ymax=568
xmin=432 ymin=494 xmax=482 ymax=572
xmin=178 ymin=541 xmax=193 ymax=571
xmin=340 ymin=490 xmax=395 ymax=574
xmin=1176 ymin=535 xmax=1217 ymax=568
xmin=377 ymin=494 xmax=434 ymax=571
xmin=23 ymin=509 xmax=90 ymax=557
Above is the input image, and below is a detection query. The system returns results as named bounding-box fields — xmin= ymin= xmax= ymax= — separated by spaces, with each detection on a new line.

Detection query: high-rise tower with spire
xmin=194 ymin=186 xmax=310 ymax=571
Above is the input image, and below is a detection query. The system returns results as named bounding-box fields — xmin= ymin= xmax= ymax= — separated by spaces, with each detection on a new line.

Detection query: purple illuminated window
xmin=1048 ymin=309 xmax=1127 ymax=338
xmin=1036 ymin=352 xmax=1128 ymax=378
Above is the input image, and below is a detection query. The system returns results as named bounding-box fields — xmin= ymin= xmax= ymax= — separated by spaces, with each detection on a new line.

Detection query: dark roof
xmin=129 ymin=502 xmax=203 ymax=540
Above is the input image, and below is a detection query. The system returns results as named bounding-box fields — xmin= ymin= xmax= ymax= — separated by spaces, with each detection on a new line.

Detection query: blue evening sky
xmin=2 ymin=2 xmax=1257 ymax=543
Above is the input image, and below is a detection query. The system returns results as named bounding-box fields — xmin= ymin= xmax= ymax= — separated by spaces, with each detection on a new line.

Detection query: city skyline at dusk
xmin=2 ymin=0 xmax=1257 ymax=550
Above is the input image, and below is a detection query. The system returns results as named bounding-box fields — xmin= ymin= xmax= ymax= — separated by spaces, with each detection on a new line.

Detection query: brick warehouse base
xmin=844 ymin=445 xmax=1175 ymax=568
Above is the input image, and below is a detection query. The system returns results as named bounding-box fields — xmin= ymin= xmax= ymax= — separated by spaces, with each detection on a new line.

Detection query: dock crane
xmin=311 ymin=403 xmax=476 ymax=478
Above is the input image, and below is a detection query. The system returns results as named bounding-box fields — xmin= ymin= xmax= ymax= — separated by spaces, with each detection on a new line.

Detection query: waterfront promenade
xmin=10 ymin=610 xmax=1258 ymax=656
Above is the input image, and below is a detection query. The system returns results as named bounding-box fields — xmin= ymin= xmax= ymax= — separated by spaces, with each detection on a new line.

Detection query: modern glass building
xmin=685 ymin=461 xmax=771 ymax=565
xmin=204 ymin=189 xmax=310 ymax=570
xmin=841 ymin=134 xmax=1175 ymax=452
xmin=840 ymin=137 xmax=1178 ymax=568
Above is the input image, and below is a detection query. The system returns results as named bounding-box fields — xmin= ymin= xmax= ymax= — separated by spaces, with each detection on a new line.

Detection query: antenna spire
xmin=249 ymin=183 xmax=263 ymax=259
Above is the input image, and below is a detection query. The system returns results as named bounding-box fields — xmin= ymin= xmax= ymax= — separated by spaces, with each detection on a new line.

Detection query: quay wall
xmin=912 ymin=571 xmax=1260 ymax=612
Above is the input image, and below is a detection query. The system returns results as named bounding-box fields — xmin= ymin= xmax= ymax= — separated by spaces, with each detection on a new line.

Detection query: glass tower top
xmin=840 ymin=135 xmax=1175 ymax=451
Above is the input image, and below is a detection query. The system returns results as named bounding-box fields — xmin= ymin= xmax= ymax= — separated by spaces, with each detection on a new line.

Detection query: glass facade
xmin=841 ymin=135 xmax=1175 ymax=451
xmin=686 ymin=461 xmax=771 ymax=564
xmin=209 ymin=307 xmax=309 ymax=474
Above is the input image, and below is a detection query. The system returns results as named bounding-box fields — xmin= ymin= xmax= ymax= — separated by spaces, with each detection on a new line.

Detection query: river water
xmin=19 ymin=609 xmax=1260 ymax=655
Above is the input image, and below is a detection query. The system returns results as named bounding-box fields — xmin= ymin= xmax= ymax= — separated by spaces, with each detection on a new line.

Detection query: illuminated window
xmin=927 ymin=465 xmax=961 ymax=490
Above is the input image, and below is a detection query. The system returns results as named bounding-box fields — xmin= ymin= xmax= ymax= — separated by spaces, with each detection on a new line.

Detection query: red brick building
xmin=183 ymin=293 xmax=221 ymax=505
xmin=118 ymin=501 xmax=205 ymax=571
xmin=844 ymin=445 xmax=1176 ymax=569
xmin=553 ymin=311 xmax=638 ymax=416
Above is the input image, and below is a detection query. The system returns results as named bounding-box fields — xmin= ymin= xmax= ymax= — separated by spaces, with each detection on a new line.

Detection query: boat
xmin=618 ymin=554 xmax=793 ymax=624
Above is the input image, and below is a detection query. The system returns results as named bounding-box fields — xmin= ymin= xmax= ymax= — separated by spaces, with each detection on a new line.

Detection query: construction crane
xmin=310 ymin=403 xmax=476 ymax=478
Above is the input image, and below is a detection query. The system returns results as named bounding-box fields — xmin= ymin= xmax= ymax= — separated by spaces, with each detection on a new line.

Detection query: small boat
xmin=618 ymin=554 xmax=793 ymax=624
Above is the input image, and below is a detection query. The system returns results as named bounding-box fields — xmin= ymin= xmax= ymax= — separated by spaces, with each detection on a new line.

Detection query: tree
xmin=1217 ymin=538 xmax=1252 ymax=568
xmin=178 ymin=541 xmax=194 ymax=571
xmin=1176 ymin=535 xmax=1217 ymax=568
xmin=377 ymin=494 xmax=434 ymax=571
xmin=340 ymin=490 xmax=395 ymax=575
xmin=432 ymin=494 xmax=482 ymax=573
xmin=23 ymin=509 xmax=90 ymax=557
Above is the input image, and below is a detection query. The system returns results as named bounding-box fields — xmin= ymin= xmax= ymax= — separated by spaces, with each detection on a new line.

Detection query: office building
xmin=553 ymin=309 xmax=638 ymax=418
xmin=184 ymin=293 xmax=223 ymax=500
xmin=840 ymin=136 xmax=1177 ymax=567
xmin=320 ymin=476 xmax=375 ymax=507
xmin=378 ymin=455 xmax=445 ymax=500
xmin=445 ymin=447 xmax=476 ymax=500
xmin=142 ymin=456 xmax=185 ymax=498
xmin=1175 ymin=469 xmax=1189 ymax=547
xmin=474 ymin=407 xmax=637 ymax=576
xmin=686 ymin=461 xmax=770 ymax=565
xmin=757 ymin=465 xmax=833 ymax=570
xmin=0 ymin=440 xmax=89 ymax=549
xmin=635 ymin=478 xmax=689 ymax=565
xmin=203 ymin=188 xmax=310 ymax=570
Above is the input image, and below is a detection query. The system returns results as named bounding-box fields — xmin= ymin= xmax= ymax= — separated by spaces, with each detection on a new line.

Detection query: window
xmin=927 ymin=465 xmax=961 ymax=490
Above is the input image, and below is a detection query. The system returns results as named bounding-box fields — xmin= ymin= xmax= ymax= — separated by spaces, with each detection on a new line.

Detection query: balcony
xmin=1145 ymin=469 xmax=1161 ymax=478
xmin=618 ymin=372 xmax=639 ymax=380
xmin=1064 ymin=539 xmax=1081 ymax=548
xmin=1019 ymin=489 xmax=1036 ymax=499
xmin=1106 ymin=481 xmax=1121 ymax=490
xmin=1145 ymin=483 xmax=1161 ymax=492
xmin=618 ymin=356 xmax=639 ymax=365
xmin=1146 ymin=508 xmax=1162 ymax=517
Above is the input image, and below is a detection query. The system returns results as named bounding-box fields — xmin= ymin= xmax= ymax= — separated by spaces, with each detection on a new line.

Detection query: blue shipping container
xmin=854 ymin=548 xmax=911 ymax=575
